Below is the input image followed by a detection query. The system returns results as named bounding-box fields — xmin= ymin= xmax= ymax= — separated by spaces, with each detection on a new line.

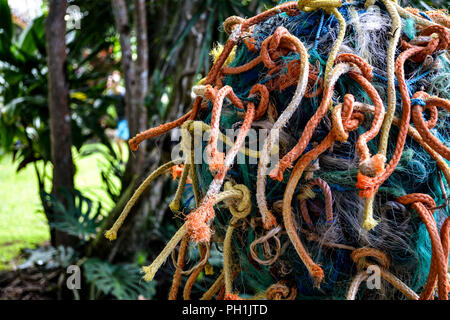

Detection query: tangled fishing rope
xmin=105 ymin=0 xmax=450 ymax=300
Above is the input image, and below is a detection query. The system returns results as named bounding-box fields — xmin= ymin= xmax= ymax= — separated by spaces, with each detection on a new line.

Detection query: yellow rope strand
xmin=142 ymin=223 xmax=187 ymax=282
xmin=361 ymin=0 xmax=402 ymax=231
xmin=222 ymin=182 xmax=252 ymax=295
xmin=297 ymin=1 xmax=346 ymax=82
xmin=104 ymin=159 xmax=182 ymax=241
xmin=169 ymin=163 xmax=190 ymax=212
xmin=142 ymin=183 xmax=251 ymax=283
xmin=182 ymin=120 xmax=260 ymax=159
xmin=200 ymin=271 xmax=225 ymax=300
xmin=325 ymin=8 xmax=346 ymax=82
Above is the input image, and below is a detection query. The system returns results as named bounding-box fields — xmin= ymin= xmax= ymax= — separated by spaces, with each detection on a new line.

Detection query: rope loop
xmin=223 ymin=16 xmax=244 ymax=35
xmin=224 ymin=182 xmax=252 ymax=220
xmin=266 ymin=280 xmax=297 ymax=300
xmin=351 ymin=247 xmax=391 ymax=270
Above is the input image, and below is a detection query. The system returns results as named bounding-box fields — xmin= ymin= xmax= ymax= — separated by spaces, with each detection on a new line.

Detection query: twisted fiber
xmin=331 ymin=94 xmax=356 ymax=143
xmin=377 ymin=266 xmax=420 ymax=300
xmin=206 ymin=40 xmax=238 ymax=84
xmin=404 ymin=7 xmax=450 ymax=30
xmin=216 ymin=271 xmax=239 ymax=300
xmin=129 ymin=109 xmax=193 ymax=151
xmin=355 ymin=43 xmax=432 ymax=200
xmin=300 ymin=198 xmax=314 ymax=228
xmin=168 ymin=235 xmax=188 ymax=300
xmin=240 ymin=2 xmax=299 ymax=33
xmin=269 ymin=61 xmax=355 ymax=182
xmin=282 ymin=102 xmax=364 ymax=285
xmin=221 ymin=56 xmax=263 ymax=75
xmin=282 ymin=133 xmax=337 ymax=286
xmin=412 ymin=94 xmax=450 ymax=160
xmin=256 ymin=32 xmax=310 ymax=230
xmin=422 ymin=97 xmax=449 ymax=128
xmin=345 ymin=71 xmax=385 ymax=231
xmin=223 ymin=184 xmax=251 ymax=296
xmin=142 ymin=183 xmax=250 ymax=283
xmin=214 ymin=188 xmax=246 ymax=206
xmin=334 ymin=101 xmax=450 ymax=186
xmin=268 ymin=59 xmax=323 ymax=96
xmin=393 ymin=117 xmax=450 ymax=185
xmin=348 ymin=72 xmax=385 ymax=175
xmin=129 ymin=19 xmax=243 ymax=152
xmin=142 ymin=223 xmax=187 ymax=282
xmin=334 ymin=53 xmax=373 ymax=81
xmin=400 ymin=36 xmax=437 ymax=64
xmin=425 ymin=10 xmax=450 ymax=29
xmin=272 ymin=52 xmax=376 ymax=180
xmin=266 ymin=280 xmax=297 ymax=300
xmin=186 ymin=123 xmax=201 ymax=206
xmin=260 ymin=27 xmax=295 ymax=69
xmin=299 ymin=178 xmax=334 ymax=230
xmin=304 ymin=63 xmax=323 ymax=98
xmin=347 ymin=245 xmax=419 ymax=299
xmin=182 ymin=120 xmax=260 ymax=159
xmin=249 ymin=225 xmax=283 ymax=266
xmin=396 ymin=194 xmax=441 ymax=301
xmin=395 ymin=4 xmax=450 ymax=34
xmin=297 ymin=0 xmax=346 ymax=82
xmin=183 ymin=244 xmax=209 ymax=300
xmin=375 ymin=0 xmax=402 ymax=157
xmin=397 ymin=194 xmax=448 ymax=300
xmin=186 ymin=102 xmax=255 ymax=243
xmin=223 ymin=16 xmax=244 ymax=35
xmin=207 ymin=85 xmax=246 ymax=173
xmin=401 ymin=25 xmax=448 ymax=62
xmin=274 ymin=60 xmax=323 ymax=97
xmin=351 ymin=247 xmax=390 ymax=270
xmin=249 ymin=84 xmax=269 ymax=120
xmin=349 ymin=247 xmax=420 ymax=300
xmin=418 ymin=25 xmax=449 ymax=51
xmin=170 ymin=244 xmax=210 ymax=277
xmin=169 ymin=163 xmax=191 ymax=212
xmin=302 ymin=229 xmax=357 ymax=251
xmin=347 ymin=265 xmax=420 ymax=300
xmin=200 ymin=271 xmax=225 ymax=300
xmin=224 ymin=293 xmax=243 ymax=300
xmin=346 ymin=270 xmax=369 ymax=300
xmin=421 ymin=216 xmax=450 ymax=301
xmin=105 ymin=159 xmax=182 ymax=241
xmin=170 ymin=189 xmax=246 ymax=277
xmin=216 ymin=284 xmax=226 ymax=300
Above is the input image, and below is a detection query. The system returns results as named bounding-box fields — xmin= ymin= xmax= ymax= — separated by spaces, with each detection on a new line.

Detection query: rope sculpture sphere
xmin=105 ymin=0 xmax=450 ymax=300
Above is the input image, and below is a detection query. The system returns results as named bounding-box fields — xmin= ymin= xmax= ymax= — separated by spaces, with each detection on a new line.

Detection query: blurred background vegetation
xmin=0 ymin=0 xmax=446 ymax=299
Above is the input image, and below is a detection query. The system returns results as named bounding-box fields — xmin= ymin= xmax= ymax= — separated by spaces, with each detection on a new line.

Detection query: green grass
xmin=0 ymin=143 xmax=126 ymax=269
xmin=0 ymin=154 xmax=49 ymax=269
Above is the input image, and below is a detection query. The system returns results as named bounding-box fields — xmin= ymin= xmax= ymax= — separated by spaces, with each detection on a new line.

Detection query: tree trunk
xmin=45 ymin=0 xmax=76 ymax=247
xmin=104 ymin=0 xmax=207 ymax=263
xmin=133 ymin=0 xmax=149 ymax=164
xmin=111 ymin=0 xmax=144 ymax=183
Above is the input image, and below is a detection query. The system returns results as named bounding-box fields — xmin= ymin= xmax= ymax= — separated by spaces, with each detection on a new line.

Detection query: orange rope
xmin=299 ymin=178 xmax=334 ymax=230
xmin=282 ymin=103 xmax=364 ymax=285
xmin=168 ymin=236 xmax=188 ymax=300
xmin=271 ymin=53 xmax=375 ymax=182
xmin=412 ymin=92 xmax=450 ymax=160
xmin=397 ymin=194 xmax=448 ymax=300
xmin=356 ymin=26 xmax=449 ymax=198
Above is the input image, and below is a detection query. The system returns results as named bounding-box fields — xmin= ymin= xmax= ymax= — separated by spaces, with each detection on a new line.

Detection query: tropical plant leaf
xmin=83 ymin=259 xmax=156 ymax=300
xmin=43 ymin=189 xmax=104 ymax=241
